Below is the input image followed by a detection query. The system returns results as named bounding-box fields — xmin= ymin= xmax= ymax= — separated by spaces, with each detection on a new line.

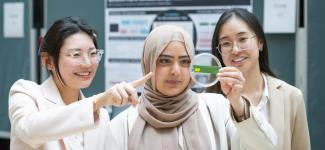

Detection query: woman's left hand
xmin=217 ymin=67 xmax=246 ymax=117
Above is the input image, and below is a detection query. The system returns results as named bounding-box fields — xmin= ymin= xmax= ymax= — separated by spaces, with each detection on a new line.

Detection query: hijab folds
xmin=129 ymin=25 xmax=211 ymax=150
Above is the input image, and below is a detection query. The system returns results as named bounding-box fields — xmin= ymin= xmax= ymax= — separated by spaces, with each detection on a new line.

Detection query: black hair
xmin=39 ymin=17 xmax=98 ymax=85
xmin=206 ymin=8 xmax=277 ymax=93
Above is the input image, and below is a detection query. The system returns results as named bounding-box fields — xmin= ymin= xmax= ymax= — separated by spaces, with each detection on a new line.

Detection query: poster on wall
xmin=263 ymin=0 xmax=296 ymax=33
xmin=105 ymin=0 xmax=252 ymax=90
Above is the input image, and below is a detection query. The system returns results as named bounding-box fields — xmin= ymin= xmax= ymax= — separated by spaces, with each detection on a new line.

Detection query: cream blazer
xmin=266 ymin=75 xmax=310 ymax=150
xmin=109 ymin=93 xmax=277 ymax=150
xmin=8 ymin=77 xmax=111 ymax=150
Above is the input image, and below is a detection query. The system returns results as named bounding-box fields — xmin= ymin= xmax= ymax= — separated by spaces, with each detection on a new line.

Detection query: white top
xmin=256 ymin=73 xmax=270 ymax=121
xmin=62 ymin=131 xmax=84 ymax=150
xmin=109 ymin=93 xmax=277 ymax=150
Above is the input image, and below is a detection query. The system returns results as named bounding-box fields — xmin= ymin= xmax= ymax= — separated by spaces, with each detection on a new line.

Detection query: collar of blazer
xmin=40 ymin=76 xmax=84 ymax=105
xmin=266 ymin=74 xmax=285 ymax=148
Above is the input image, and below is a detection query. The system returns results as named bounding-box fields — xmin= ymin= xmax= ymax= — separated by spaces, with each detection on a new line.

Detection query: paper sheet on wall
xmin=264 ymin=0 xmax=296 ymax=33
xmin=3 ymin=2 xmax=24 ymax=38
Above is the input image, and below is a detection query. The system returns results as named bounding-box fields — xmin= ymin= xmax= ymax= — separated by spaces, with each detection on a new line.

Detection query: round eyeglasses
xmin=217 ymin=35 xmax=256 ymax=55
xmin=63 ymin=49 xmax=104 ymax=64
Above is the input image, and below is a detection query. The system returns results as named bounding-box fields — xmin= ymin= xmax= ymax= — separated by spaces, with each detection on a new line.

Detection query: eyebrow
xmin=237 ymin=32 xmax=250 ymax=36
xmin=66 ymin=47 xmax=96 ymax=52
xmin=179 ymin=55 xmax=190 ymax=59
xmin=159 ymin=54 xmax=189 ymax=59
xmin=219 ymin=31 xmax=250 ymax=41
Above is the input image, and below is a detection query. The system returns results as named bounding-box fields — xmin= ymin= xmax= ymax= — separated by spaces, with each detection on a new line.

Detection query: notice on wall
xmin=264 ymin=0 xmax=296 ymax=33
xmin=3 ymin=2 xmax=24 ymax=38
xmin=105 ymin=0 xmax=252 ymax=90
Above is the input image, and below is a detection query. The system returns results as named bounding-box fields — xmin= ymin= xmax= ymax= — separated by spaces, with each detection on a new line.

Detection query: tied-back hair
xmin=206 ymin=8 xmax=277 ymax=94
xmin=39 ymin=17 xmax=98 ymax=85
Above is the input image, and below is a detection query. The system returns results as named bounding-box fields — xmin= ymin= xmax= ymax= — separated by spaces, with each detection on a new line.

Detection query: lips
xmin=165 ymin=80 xmax=181 ymax=86
xmin=233 ymin=56 xmax=246 ymax=62
xmin=75 ymin=71 xmax=93 ymax=80
xmin=231 ymin=56 xmax=247 ymax=65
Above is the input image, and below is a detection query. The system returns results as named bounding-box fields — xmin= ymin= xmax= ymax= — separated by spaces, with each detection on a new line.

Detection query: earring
xmin=46 ymin=64 xmax=53 ymax=70
xmin=259 ymin=48 xmax=263 ymax=52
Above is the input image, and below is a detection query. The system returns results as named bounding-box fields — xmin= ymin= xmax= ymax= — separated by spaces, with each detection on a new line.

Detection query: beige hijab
xmin=128 ymin=25 xmax=211 ymax=150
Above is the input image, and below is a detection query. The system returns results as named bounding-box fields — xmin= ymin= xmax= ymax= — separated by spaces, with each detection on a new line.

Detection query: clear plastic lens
xmin=190 ymin=53 xmax=222 ymax=87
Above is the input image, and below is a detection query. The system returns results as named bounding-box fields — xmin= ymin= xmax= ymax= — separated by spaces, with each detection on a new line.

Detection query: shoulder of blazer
xmin=198 ymin=93 xmax=230 ymax=124
xmin=9 ymin=79 xmax=41 ymax=99
xmin=198 ymin=93 xmax=229 ymax=106
xmin=266 ymin=75 xmax=284 ymax=90
xmin=266 ymin=74 xmax=303 ymax=103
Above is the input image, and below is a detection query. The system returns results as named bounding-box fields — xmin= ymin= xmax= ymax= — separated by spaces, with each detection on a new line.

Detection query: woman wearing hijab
xmin=109 ymin=25 xmax=277 ymax=150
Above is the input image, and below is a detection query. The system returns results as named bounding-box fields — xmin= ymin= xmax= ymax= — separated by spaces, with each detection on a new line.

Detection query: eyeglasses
xmin=217 ymin=35 xmax=256 ymax=55
xmin=62 ymin=49 xmax=104 ymax=64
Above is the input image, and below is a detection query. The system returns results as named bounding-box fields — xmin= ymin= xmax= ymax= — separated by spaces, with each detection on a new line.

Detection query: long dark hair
xmin=39 ymin=17 xmax=98 ymax=85
xmin=206 ymin=8 xmax=277 ymax=94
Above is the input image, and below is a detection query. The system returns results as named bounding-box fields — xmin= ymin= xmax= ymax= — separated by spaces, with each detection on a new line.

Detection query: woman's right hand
xmin=94 ymin=72 xmax=153 ymax=110
xmin=217 ymin=67 xmax=246 ymax=118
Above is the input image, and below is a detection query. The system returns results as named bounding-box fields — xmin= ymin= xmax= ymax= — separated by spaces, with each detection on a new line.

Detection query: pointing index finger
xmin=130 ymin=72 xmax=153 ymax=87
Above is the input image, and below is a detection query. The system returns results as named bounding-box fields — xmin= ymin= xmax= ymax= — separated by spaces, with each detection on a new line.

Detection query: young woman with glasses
xmin=207 ymin=8 xmax=310 ymax=150
xmin=8 ymin=17 xmax=151 ymax=150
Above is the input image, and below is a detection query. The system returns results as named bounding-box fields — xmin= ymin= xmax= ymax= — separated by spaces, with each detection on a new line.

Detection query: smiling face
xmin=155 ymin=41 xmax=191 ymax=96
xmin=218 ymin=16 xmax=263 ymax=76
xmin=51 ymin=32 xmax=99 ymax=90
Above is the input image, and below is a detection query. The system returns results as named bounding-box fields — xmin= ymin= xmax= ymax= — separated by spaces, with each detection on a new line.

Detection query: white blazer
xmin=8 ymin=77 xmax=112 ymax=150
xmin=109 ymin=93 xmax=277 ymax=150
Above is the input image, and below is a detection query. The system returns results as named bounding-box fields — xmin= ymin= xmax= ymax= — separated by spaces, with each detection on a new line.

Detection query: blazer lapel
xmin=267 ymin=75 xmax=285 ymax=148
xmin=40 ymin=77 xmax=87 ymax=149
xmin=40 ymin=77 xmax=65 ymax=105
